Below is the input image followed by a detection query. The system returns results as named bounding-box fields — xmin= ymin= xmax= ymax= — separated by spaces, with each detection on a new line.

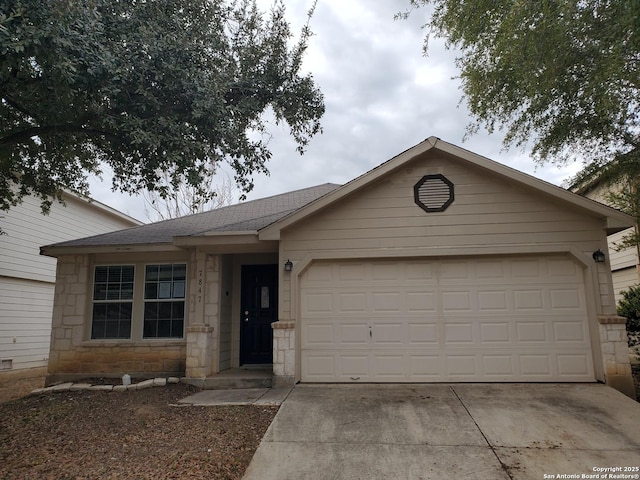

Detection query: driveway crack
xmin=449 ymin=386 xmax=514 ymax=480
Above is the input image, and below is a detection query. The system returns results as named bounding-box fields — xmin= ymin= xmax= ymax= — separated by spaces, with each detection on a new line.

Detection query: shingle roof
xmin=47 ymin=183 xmax=340 ymax=248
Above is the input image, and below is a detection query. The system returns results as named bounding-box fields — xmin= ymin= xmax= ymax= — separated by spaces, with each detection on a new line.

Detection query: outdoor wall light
xmin=592 ymin=249 xmax=606 ymax=263
xmin=284 ymin=259 xmax=293 ymax=272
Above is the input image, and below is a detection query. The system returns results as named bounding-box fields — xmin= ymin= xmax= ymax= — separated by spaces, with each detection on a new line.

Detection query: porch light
xmin=284 ymin=259 xmax=293 ymax=272
xmin=592 ymin=249 xmax=606 ymax=263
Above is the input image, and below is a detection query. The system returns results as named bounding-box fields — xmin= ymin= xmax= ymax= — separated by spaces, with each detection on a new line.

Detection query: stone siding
xmin=272 ymin=321 xmax=295 ymax=386
xmin=598 ymin=315 xmax=635 ymax=399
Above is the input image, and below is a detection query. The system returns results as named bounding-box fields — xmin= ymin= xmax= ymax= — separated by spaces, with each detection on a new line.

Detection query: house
xmin=1 ymin=192 xmax=140 ymax=379
xmin=41 ymin=137 xmax=636 ymax=397
xmin=571 ymin=177 xmax=639 ymax=303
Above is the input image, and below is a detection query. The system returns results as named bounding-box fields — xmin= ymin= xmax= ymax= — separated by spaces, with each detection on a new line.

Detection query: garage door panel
xmin=553 ymin=321 xmax=587 ymax=342
xmin=339 ymin=323 xmax=368 ymax=345
xmin=478 ymin=291 xmax=509 ymax=311
xmin=549 ymin=288 xmax=583 ymax=309
xmin=557 ymin=354 xmax=591 ymax=376
xmin=442 ymin=291 xmax=472 ymax=311
xmin=339 ymin=293 xmax=367 ymax=311
xmin=406 ymin=291 xmax=437 ymax=312
xmin=301 ymin=257 xmax=595 ymax=383
xmin=444 ymin=323 xmax=475 ymax=343
xmin=520 ymin=354 xmax=552 ymax=376
xmin=372 ymin=322 xmax=405 ymax=345
xmin=408 ymin=323 xmax=439 ymax=344
xmin=304 ymin=292 xmax=333 ymax=313
xmin=304 ymin=324 xmax=334 ymax=347
xmin=516 ymin=322 xmax=548 ymax=342
xmin=513 ymin=289 xmax=545 ymax=310
xmin=480 ymin=323 xmax=511 ymax=342
xmin=483 ymin=355 xmax=514 ymax=376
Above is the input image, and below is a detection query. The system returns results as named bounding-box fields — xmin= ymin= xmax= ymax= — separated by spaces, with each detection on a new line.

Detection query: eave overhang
xmin=40 ymin=243 xmax=182 ymax=258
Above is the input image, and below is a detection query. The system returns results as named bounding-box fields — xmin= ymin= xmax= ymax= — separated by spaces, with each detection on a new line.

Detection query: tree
xmin=400 ymin=1 xmax=639 ymax=169
xmin=143 ymin=170 xmax=236 ymax=221
xmin=0 ymin=0 xmax=324 ymax=218
xmin=617 ymin=285 xmax=640 ymax=347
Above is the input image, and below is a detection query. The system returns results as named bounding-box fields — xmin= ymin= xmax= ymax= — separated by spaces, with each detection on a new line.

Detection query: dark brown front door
xmin=240 ymin=264 xmax=277 ymax=364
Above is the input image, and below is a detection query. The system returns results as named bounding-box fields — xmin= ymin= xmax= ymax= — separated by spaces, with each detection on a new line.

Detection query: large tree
xmin=401 ymin=1 xmax=639 ymax=169
xmin=0 ymin=0 xmax=323 ymax=216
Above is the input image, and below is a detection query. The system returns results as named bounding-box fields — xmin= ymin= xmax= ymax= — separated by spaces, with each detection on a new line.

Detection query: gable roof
xmin=41 ymin=183 xmax=339 ymax=255
xmin=259 ymin=137 xmax=633 ymax=240
xmin=42 ymin=136 xmax=633 ymax=257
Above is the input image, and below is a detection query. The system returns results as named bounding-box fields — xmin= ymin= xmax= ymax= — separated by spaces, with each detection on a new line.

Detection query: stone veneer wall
xmin=46 ymin=255 xmax=186 ymax=385
xmin=598 ymin=315 xmax=635 ymax=399
xmin=184 ymin=253 xmax=220 ymax=378
xmin=272 ymin=321 xmax=295 ymax=386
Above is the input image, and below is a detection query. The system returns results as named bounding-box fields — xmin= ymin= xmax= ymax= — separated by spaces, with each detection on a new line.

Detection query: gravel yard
xmin=0 ymin=379 xmax=277 ymax=479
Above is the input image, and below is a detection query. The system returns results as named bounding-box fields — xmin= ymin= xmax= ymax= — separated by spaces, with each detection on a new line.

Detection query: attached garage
xmin=300 ymin=256 xmax=594 ymax=383
xmin=259 ymin=137 xmax=634 ymax=394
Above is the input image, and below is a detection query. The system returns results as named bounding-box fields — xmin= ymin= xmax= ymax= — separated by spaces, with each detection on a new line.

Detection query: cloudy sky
xmin=90 ymin=0 xmax=581 ymax=222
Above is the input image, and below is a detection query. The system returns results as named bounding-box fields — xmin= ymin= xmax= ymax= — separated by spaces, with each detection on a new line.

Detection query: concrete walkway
xmin=177 ymin=386 xmax=293 ymax=406
xmin=243 ymin=384 xmax=640 ymax=480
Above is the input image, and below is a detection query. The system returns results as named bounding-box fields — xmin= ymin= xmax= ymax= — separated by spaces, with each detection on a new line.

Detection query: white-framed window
xmin=91 ymin=265 xmax=134 ymax=339
xmin=90 ymin=262 xmax=187 ymax=340
xmin=143 ymin=264 xmax=186 ymax=338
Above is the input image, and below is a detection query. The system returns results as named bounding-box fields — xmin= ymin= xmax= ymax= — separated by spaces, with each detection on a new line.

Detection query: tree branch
xmin=1 ymin=92 xmax=40 ymax=125
xmin=0 ymin=124 xmax=114 ymax=146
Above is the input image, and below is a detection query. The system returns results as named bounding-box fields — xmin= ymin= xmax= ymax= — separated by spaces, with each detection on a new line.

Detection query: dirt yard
xmin=0 ymin=379 xmax=277 ymax=480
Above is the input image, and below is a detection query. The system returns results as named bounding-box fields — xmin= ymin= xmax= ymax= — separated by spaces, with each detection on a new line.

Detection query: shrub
xmin=617 ymin=285 xmax=640 ymax=347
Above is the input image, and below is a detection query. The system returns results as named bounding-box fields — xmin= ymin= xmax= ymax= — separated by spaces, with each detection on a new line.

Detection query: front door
xmin=240 ymin=264 xmax=277 ymax=365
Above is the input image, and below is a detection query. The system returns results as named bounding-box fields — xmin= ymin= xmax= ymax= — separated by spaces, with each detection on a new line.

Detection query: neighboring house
xmin=0 ymin=192 xmax=140 ymax=377
xmin=571 ymin=179 xmax=640 ymax=303
xmin=42 ymin=137 xmax=636 ymax=397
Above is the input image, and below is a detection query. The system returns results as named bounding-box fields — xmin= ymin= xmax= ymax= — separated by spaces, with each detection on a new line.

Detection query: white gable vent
xmin=414 ymin=174 xmax=454 ymax=213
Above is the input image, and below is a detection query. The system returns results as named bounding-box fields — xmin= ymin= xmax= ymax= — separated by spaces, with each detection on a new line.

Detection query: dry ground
xmin=0 ymin=378 xmax=277 ymax=480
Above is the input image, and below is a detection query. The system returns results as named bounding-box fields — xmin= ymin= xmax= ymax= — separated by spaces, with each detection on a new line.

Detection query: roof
xmin=42 ymin=136 xmax=634 ymax=256
xmin=41 ymin=183 xmax=339 ymax=252
xmin=259 ymin=136 xmax=634 ymax=240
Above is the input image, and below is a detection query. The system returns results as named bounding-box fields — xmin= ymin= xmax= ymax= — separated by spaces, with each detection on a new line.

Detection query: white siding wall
xmin=0 ymin=278 xmax=53 ymax=370
xmin=1 ymin=195 xmax=139 ymax=372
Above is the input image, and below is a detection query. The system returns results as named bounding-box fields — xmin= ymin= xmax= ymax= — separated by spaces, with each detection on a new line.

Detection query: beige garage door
xmin=300 ymin=256 xmax=595 ymax=382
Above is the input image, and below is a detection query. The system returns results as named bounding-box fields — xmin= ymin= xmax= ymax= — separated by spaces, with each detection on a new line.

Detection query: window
xmin=143 ymin=264 xmax=186 ymax=338
xmin=91 ymin=265 xmax=134 ymax=339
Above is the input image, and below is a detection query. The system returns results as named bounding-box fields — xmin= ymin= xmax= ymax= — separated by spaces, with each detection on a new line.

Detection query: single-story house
xmin=1 ymin=191 xmax=140 ymax=378
xmin=41 ymin=137 xmax=636 ymax=397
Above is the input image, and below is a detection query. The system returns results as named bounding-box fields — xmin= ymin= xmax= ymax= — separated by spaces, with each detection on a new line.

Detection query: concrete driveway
xmin=243 ymin=384 xmax=640 ymax=480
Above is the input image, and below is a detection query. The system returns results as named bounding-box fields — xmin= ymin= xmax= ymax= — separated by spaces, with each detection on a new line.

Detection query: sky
xmin=90 ymin=0 xmax=582 ymax=223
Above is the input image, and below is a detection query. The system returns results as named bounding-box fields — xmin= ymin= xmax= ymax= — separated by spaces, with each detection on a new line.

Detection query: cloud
xmin=89 ymin=0 xmax=582 ymax=222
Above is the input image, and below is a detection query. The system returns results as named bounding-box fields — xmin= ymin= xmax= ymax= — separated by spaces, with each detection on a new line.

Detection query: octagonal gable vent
xmin=414 ymin=174 xmax=454 ymax=213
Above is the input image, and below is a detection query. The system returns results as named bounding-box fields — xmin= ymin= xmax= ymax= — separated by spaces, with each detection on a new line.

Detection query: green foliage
xmin=0 ymin=0 xmax=324 ymax=215
xmin=618 ymin=285 xmax=640 ymax=347
xmin=401 ymin=0 xmax=639 ymax=169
